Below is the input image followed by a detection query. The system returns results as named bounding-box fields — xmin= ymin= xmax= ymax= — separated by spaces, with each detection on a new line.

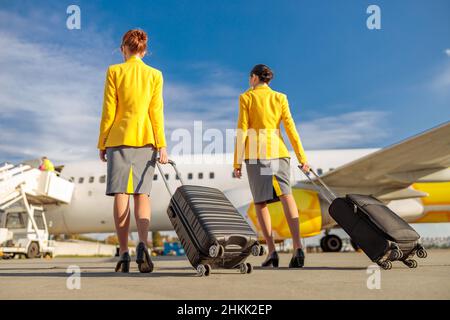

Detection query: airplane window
xmin=209 ymin=172 xmax=214 ymax=179
xmin=198 ymin=173 xmax=203 ymax=179
xmin=176 ymin=174 xmax=180 ymax=180
xmin=153 ymin=174 xmax=158 ymax=181
xmin=69 ymin=177 xmax=74 ymax=182
xmin=89 ymin=176 xmax=94 ymax=183
xmin=99 ymin=175 xmax=106 ymax=183
xmin=165 ymin=174 xmax=169 ymax=180
xmin=188 ymin=173 xmax=193 ymax=180
xmin=78 ymin=177 xmax=84 ymax=184
xmin=329 ymin=168 xmax=334 ymax=171
xmin=317 ymin=168 xmax=323 ymax=175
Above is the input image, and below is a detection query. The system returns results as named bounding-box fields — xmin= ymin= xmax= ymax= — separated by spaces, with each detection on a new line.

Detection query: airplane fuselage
xmin=44 ymin=149 xmax=450 ymax=237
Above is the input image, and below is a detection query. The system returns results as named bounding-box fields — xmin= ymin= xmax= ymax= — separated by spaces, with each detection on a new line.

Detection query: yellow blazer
xmin=233 ymin=84 xmax=308 ymax=169
xmin=97 ymin=56 xmax=166 ymax=150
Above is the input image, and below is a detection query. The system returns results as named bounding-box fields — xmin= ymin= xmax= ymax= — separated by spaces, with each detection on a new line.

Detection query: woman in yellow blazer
xmin=233 ymin=64 xmax=310 ymax=268
xmin=97 ymin=29 xmax=168 ymax=273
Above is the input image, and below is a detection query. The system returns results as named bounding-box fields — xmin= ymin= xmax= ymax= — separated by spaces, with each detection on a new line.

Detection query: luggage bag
xmin=157 ymin=160 xmax=264 ymax=276
xmin=301 ymin=167 xmax=428 ymax=270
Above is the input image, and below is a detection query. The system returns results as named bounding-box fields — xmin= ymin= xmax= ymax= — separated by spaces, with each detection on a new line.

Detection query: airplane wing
xmin=311 ymin=122 xmax=450 ymax=199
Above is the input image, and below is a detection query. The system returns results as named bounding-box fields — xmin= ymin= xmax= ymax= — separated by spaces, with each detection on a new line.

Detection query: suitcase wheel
xmin=238 ymin=263 xmax=253 ymax=274
xmin=403 ymin=259 xmax=418 ymax=269
xmin=196 ymin=264 xmax=211 ymax=277
xmin=251 ymin=244 xmax=261 ymax=256
xmin=389 ymin=249 xmax=404 ymax=261
xmin=416 ymin=246 xmax=428 ymax=259
xmin=378 ymin=260 xmax=392 ymax=270
xmin=238 ymin=263 xmax=247 ymax=274
xmin=251 ymin=244 xmax=266 ymax=256
xmin=209 ymin=244 xmax=225 ymax=258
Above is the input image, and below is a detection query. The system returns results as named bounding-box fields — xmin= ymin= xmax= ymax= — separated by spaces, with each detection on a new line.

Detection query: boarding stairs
xmin=0 ymin=162 xmax=74 ymax=255
xmin=0 ymin=162 xmax=74 ymax=210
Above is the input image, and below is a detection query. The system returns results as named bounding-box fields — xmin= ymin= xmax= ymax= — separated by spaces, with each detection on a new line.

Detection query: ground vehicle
xmin=0 ymin=205 xmax=54 ymax=258
xmin=0 ymin=162 xmax=74 ymax=259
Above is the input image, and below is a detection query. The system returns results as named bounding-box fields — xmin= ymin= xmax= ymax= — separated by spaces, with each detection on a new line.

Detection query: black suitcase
xmin=157 ymin=160 xmax=264 ymax=276
xmin=302 ymin=167 xmax=428 ymax=270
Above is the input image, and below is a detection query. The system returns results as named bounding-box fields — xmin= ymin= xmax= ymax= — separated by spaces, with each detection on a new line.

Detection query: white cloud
xmin=0 ymin=8 xmax=243 ymax=163
xmin=428 ymin=49 xmax=450 ymax=93
xmin=164 ymin=81 xmax=239 ymax=132
xmin=0 ymin=30 xmax=241 ymax=163
xmin=0 ymin=9 xmax=391 ymax=164
xmin=0 ymin=29 xmax=389 ymax=163
xmin=0 ymin=31 xmax=104 ymax=162
xmin=297 ymin=111 xmax=390 ymax=149
xmin=432 ymin=63 xmax=450 ymax=92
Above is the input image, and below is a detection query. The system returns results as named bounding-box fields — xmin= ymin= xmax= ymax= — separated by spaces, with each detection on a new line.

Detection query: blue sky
xmin=0 ymin=0 xmax=449 ymax=162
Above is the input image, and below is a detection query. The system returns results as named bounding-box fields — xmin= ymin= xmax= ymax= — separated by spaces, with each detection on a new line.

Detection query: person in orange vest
xmin=39 ymin=156 xmax=55 ymax=172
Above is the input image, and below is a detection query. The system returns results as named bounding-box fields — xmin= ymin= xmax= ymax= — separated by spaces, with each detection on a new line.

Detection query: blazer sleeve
xmin=149 ymin=71 xmax=166 ymax=149
xmin=97 ymin=67 xmax=117 ymax=150
xmin=281 ymin=94 xmax=308 ymax=164
xmin=233 ymin=94 xmax=249 ymax=169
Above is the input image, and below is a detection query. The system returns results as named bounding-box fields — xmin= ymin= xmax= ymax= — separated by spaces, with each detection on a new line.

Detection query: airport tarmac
xmin=0 ymin=250 xmax=449 ymax=300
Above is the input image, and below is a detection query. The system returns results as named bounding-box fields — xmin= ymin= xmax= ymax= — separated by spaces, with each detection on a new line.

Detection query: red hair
xmin=121 ymin=29 xmax=148 ymax=55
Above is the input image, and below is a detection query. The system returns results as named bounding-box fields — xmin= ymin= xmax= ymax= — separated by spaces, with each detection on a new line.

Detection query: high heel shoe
xmin=261 ymin=251 xmax=279 ymax=268
xmin=115 ymin=252 xmax=131 ymax=273
xmin=136 ymin=242 xmax=154 ymax=273
xmin=289 ymin=248 xmax=305 ymax=268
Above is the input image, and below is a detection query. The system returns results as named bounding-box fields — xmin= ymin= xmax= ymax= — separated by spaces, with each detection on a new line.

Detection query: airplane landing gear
xmin=320 ymin=234 xmax=343 ymax=252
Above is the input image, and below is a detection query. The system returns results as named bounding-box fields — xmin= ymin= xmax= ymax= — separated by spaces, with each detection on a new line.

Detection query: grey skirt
xmin=245 ymin=158 xmax=292 ymax=204
xmin=105 ymin=144 xmax=157 ymax=196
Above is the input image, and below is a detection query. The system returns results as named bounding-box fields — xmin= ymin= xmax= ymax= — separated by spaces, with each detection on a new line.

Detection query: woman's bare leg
xmin=133 ymin=194 xmax=151 ymax=245
xmin=255 ymin=202 xmax=276 ymax=253
xmin=113 ymin=193 xmax=131 ymax=255
xmin=279 ymin=194 xmax=302 ymax=250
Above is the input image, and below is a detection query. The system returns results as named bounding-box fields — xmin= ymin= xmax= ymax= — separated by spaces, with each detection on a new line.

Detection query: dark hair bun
xmin=250 ymin=64 xmax=274 ymax=83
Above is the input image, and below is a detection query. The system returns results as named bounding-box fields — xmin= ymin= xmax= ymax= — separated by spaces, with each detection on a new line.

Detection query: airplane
xmin=5 ymin=122 xmax=450 ymax=253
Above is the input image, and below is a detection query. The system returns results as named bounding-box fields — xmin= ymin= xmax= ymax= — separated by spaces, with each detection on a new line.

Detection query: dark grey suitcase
xmin=157 ymin=160 xmax=264 ymax=276
xmin=302 ymin=167 xmax=428 ymax=270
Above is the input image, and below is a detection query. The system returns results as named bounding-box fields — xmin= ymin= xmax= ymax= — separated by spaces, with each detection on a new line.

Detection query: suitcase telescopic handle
xmin=299 ymin=165 xmax=337 ymax=204
xmin=156 ymin=159 xmax=185 ymax=197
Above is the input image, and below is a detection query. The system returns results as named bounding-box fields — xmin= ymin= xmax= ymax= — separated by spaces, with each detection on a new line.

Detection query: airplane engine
xmin=386 ymin=198 xmax=425 ymax=222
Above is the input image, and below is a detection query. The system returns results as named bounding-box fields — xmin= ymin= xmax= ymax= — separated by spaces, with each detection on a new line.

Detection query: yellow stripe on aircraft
xmin=247 ymin=188 xmax=322 ymax=239
xmin=413 ymin=182 xmax=450 ymax=223
xmin=413 ymin=182 xmax=450 ymax=205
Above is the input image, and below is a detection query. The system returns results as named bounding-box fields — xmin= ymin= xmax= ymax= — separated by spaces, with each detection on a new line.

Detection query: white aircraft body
xmin=45 ymin=148 xmax=374 ymax=234
xmin=5 ymin=122 xmax=450 ymax=252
